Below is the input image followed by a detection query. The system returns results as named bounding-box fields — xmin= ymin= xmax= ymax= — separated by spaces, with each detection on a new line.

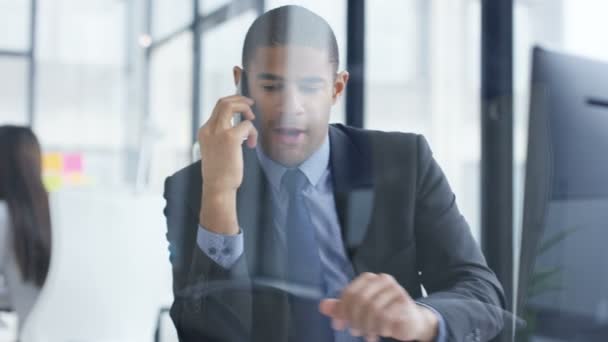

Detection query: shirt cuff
xmin=196 ymin=225 xmax=244 ymax=268
xmin=416 ymin=302 xmax=447 ymax=342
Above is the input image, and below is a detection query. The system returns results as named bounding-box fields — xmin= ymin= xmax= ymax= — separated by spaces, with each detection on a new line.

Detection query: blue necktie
xmin=282 ymin=169 xmax=333 ymax=342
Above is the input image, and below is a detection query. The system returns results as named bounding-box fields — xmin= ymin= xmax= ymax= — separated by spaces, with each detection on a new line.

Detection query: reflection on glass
xmin=164 ymin=5 xmax=507 ymax=342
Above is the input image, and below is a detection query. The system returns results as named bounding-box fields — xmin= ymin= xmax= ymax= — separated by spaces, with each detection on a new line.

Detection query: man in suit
xmin=163 ymin=5 xmax=505 ymax=342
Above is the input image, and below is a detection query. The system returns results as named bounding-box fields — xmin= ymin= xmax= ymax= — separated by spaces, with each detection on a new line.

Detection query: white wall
xmin=21 ymin=189 xmax=175 ymax=341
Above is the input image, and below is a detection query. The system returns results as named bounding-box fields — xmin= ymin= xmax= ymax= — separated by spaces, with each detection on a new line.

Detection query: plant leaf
xmin=536 ymin=226 xmax=581 ymax=256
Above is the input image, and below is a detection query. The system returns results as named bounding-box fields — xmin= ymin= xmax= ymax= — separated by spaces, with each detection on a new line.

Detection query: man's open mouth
xmin=275 ymin=128 xmax=305 ymax=136
xmin=273 ymin=128 xmax=306 ymax=144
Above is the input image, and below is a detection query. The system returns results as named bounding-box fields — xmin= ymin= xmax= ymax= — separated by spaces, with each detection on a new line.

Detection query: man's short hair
xmin=242 ymin=5 xmax=339 ymax=72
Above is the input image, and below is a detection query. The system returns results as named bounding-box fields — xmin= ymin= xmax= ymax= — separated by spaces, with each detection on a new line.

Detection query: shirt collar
xmin=256 ymin=134 xmax=330 ymax=192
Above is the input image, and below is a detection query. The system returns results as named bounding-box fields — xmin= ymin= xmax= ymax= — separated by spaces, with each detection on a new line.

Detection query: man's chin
xmin=269 ymin=149 xmax=308 ymax=168
xmin=272 ymin=154 xmax=306 ymax=168
xmin=259 ymin=138 xmax=311 ymax=167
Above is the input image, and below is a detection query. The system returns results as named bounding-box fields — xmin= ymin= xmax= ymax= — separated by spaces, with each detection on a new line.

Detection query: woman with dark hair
xmin=0 ymin=125 xmax=52 ymax=330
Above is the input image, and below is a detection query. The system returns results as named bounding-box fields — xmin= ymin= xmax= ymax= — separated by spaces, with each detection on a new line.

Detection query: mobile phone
xmin=233 ymin=71 xmax=250 ymax=126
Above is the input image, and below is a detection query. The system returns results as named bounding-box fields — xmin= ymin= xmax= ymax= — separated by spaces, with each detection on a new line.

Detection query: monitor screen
xmin=517 ymin=47 xmax=608 ymax=342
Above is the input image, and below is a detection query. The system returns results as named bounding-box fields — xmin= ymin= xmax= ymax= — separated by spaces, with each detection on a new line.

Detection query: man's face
xmin=236 ymin=46 xmax=348 ymax=167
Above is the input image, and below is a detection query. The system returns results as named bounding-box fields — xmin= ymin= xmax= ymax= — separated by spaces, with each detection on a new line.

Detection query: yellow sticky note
xmin=43 ymin=153 xmax=63 ymax=173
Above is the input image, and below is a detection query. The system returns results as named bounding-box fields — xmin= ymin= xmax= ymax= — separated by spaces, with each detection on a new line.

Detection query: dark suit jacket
xmin=163 ymin=124 xmax=506 ymax=342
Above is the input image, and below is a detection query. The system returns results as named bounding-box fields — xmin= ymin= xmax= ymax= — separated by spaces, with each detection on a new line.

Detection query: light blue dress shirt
xmin=196 ymin=135 xmax=447 ymax=342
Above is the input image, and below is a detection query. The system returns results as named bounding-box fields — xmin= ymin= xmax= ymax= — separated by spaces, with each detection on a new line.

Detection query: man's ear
xmin=332 ymin=71 xmax=350 ymax=104
xmin=233 ymin=66 xmax=244 ymax=87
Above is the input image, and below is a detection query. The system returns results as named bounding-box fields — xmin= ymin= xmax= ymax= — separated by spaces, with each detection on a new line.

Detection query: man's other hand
xmin=319 ymin=272 xmax=439 ymax=342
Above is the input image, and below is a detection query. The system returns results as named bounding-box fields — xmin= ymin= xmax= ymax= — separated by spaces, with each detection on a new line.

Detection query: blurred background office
xmin=1 ymin=0 xmax=607 ymax=341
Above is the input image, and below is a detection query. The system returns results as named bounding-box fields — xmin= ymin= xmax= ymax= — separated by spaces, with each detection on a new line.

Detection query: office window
xmin=365 ymin=0 xmax=428 ymax=132
xmin=365 ymin=0 xmax=482 ymax=240
xmin=0 ymin=0 xmax=30 ymax=51
xmin=33 ymin=0 xmax=128 ymax=187
xmin=198 ymin=0 xmax=232 ymax=15
xmin=148 ymin=32 xmax=193 ymax=188
xmin=152 ymin=0 xmax=193 ymax=39
xmin=199 ymin=10 xmax=257 ymax=126
xmin=0 ymin=58 xmax=28 ymax=125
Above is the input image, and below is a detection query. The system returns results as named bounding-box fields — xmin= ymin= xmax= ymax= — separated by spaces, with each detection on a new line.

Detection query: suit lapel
xmin=328 ymin=125 xmax=376 ymax=273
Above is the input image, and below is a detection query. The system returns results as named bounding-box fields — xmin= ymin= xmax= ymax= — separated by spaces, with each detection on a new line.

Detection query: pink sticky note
xmin=63 ymin=153 xmax=83 ymax=174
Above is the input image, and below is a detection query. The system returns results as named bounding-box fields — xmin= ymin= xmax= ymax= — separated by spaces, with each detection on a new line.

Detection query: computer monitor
xmin=517 ymin=47 xmax=608 ymax=341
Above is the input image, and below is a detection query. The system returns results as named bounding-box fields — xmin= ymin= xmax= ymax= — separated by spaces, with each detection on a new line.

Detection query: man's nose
xmin=281 ymin=84 xmax=305 ymax=116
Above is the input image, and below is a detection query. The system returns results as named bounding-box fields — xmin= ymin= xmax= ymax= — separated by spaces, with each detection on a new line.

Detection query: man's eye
xmin=262 ymin=84 xmax=282 ymax=92
xmin=299 ymin=85 xmax=321 ymax=94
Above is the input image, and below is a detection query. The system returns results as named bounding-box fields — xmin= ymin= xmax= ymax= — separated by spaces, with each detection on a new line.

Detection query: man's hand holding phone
xmin=197 ymin=94 xmax=257 ymax=235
